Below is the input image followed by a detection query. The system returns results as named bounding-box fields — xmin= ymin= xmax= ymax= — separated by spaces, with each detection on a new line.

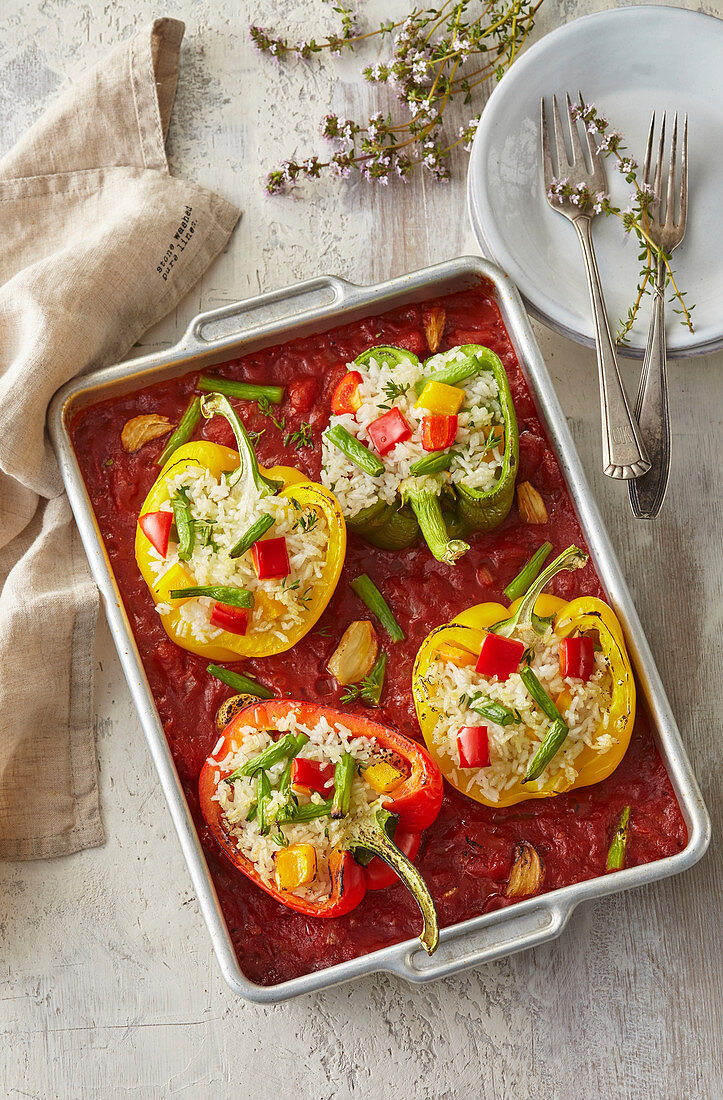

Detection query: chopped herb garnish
xmin=340 ymin=652 xmax=387 ymax=707
xmin=104 ymin=457 xmax=114 ymax=467
xmin=257 ymin=394 xmax=286 ymax=431
xmin=298 ymin=586 xmax=313 ymax=610
xmin=378 ymin=379 xmax=408 ymax=410
xmin=291 ymin=503 xmax=319 ymax=533
xmin=284 ymin=422 xmax=313 ymax=450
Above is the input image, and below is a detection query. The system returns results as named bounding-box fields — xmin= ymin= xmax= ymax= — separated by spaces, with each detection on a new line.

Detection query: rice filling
xmin=322 ymin=349 xmax=505 ymax=517
xmin=148 ymin=465 xmax=330 ymax=644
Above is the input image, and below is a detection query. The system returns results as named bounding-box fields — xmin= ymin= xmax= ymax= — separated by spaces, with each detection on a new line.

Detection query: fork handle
xmin=629 ymin=259 xmax=671 ymax=518
xmin=573 ymin=217 xmax=650 ymax=480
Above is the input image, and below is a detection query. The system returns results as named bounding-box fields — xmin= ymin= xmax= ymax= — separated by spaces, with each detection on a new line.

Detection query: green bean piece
xmin=519 ymin=667 xmax=562 ymax=723
xmin=171 ymin=487 xmax=195 ymax=561
xmin=524 ymin=717 xmax=569 ymax=782
xmin=206 ymin=664 xmax=273 ymax=699
xmin=361 ymin=652 xmax=387 ymax=707
xmin=331 ymin=753 xmax=355 ymax=820
xmin=193 ymin=520 xmax=218 ymax=551
xmin=606 ymin=806 xmax=631 ymax=871
xmin=283 ymin=800 xmax=334 ymax=823
xmin=229 ymin=513 xmax=275 ymax=559
xmin=409 ymin=450 xmax=456 ymax=476
xmin=257 ymin=771 xmax=272 ymax=834
xmin=224 ymin=734 xmax=300 ymax=782
xmin=350 ymin=574 xmax=405 ymax=642
xmin=157 ymin=396 xmax=202 ymax=467
xmin=198 ymin=375 xmax=285 ymax=404
xmin=468 ymin=694 xmax=520 ymax=726
xmin=246 ymin=802 xmax=258 ymax=822
xmin=504 ymin=542 xmax=554 ymax=602
xmin=415 ymin=344 xmax=501 ymax=394
xmin=170 ymin=584 xmax=254 ymax=608
xmin=278 ymin=733 xmax=311 ymax=795
xmin=324 ymin=424 xmax=385 ymax=477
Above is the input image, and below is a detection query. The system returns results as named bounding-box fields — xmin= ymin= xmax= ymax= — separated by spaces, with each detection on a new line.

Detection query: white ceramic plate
xmin=467 ymin=5 xmax=723 ymax=358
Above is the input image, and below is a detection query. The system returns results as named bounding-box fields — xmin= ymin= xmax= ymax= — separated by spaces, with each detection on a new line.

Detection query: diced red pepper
xmin=210 ymin=604 xmax=248 ymax=635
xmin=252 ymin=537 xmax=291 ymax=580
xmin=367 ymin=407 xmax=412 ymax=456
xmin=559 ymin=636 xmax=595 ymax=681
xmin=476 ymin=633 xmax=525 ymax=680
xmin=290 ymin=757 xmax=335 ymax=797
xmin=138 ymin=510 xmax=173 ymax=557
xmin=421 ymin=414 xmax=458 ymax=452
xmin=331 ymin=370 xmax=363 ymax=416
xmin=456 ymin=726 xmax=491 ymax=768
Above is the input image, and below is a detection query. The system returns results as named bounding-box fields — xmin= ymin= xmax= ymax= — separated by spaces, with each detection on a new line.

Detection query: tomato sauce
xmin=71 ymin=287 xmax=687 ymax=986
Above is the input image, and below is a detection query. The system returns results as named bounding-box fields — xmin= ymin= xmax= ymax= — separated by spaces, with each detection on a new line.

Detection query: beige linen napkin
xmin=0 ymin=17 xmax=240 ymax=859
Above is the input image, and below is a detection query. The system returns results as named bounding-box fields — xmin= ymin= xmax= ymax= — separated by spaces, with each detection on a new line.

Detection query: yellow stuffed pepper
xmin=135 ymin=393 xmax=346 ymax=661
xmin=412 ymin=545 xmax=635 ymax=807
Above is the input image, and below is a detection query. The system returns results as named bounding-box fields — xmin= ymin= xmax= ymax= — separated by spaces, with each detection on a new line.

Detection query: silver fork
xmin=541 ymin=93 xmax=650 ymax=480
xmin=629 ymin=112 xmax=688 ymax=519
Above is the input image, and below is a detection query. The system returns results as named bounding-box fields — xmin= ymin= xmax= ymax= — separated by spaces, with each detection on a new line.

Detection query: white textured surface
xmin=1 ymin=2 xmax=721 ymax=1097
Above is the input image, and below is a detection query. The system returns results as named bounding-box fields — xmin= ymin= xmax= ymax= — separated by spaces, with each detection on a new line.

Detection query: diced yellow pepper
xmin=274 ymin=843 xmax=317 ymax=891
xmin=555 ymin=689 xmax=573 ymax=716
xmin=255 ymin=591 xmax=285 ymax=622
xmin=436 ymin=642 xmax=477 ymax=668
xmin=364 ymin=761 xmax=404 ymax=794
xmin=153 ymin=562 xmax=195 ymax=607
xmin=415 ymin=381 xmax=466 ymax=416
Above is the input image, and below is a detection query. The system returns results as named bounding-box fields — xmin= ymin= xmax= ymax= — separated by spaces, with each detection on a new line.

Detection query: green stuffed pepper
xmin=321 ymin=343 xmax=519 ymax=562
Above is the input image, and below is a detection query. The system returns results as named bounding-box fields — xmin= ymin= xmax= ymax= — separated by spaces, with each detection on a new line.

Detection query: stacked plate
xmin=467 ymin=5 xmax=723 ymax=358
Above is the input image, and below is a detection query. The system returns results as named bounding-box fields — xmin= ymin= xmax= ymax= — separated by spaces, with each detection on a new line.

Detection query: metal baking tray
xmin=49 ymin=256 xmax=711 ymax=1003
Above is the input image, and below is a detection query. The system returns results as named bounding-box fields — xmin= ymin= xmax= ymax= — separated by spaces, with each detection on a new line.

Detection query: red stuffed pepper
xmin=199 ymin=699 xmax=443 ymax=953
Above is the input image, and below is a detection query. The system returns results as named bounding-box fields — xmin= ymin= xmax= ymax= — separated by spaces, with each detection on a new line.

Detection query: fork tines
xmin=643 ymin=111 xmax=688 ymax=234
xmin=541 ymin=92 xmax=606 ymax=191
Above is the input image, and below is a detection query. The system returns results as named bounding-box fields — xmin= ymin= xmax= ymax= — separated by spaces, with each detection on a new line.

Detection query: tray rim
xmin=48 ymin=255 xmax=711 ymax=1003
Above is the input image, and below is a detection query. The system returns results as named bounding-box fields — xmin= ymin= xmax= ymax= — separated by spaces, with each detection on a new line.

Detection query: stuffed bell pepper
xmin=199 ymin=699 xmax=444 ymax=953
xmin=321 ymin=343 xmax=518 ymax=563
xmin=412 ymin=545 xmax=635 ymax=807
xmin=135 ymin=393 xmax=346 ymax=661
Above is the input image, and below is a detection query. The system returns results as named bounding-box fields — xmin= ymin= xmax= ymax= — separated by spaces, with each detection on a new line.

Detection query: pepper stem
xmin=200 ymin=393 xmax=282 ymax=495
xmin=490 ymin=545 xmax=588 ymax=638
xmin=402 ymin=481 xmax=469 ymax=564
xmin=346 ymin=807 xmax=439 ymax=955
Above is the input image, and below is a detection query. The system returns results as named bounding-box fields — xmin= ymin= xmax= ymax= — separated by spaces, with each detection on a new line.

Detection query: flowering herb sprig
xmin=254 ymin=1 xmax=544 ymax=193
xmin=547 ymin=103 xmax=694 ymax=343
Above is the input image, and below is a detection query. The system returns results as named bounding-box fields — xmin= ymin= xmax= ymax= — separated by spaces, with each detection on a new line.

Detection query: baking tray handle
xmin=182 ymin=275 xmax=356 ymax=351
xmin=387 ymin=901 xmax=572 ymax=984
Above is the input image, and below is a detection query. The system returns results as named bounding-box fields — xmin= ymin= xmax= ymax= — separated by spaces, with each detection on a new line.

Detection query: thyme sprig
xmin=255 ymin=1 xmax=544 ymax=193
xmin=285 ymin=422 xmax=314 ymax=450
xmin=547 ymin=102 xmax=694 ymax=343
